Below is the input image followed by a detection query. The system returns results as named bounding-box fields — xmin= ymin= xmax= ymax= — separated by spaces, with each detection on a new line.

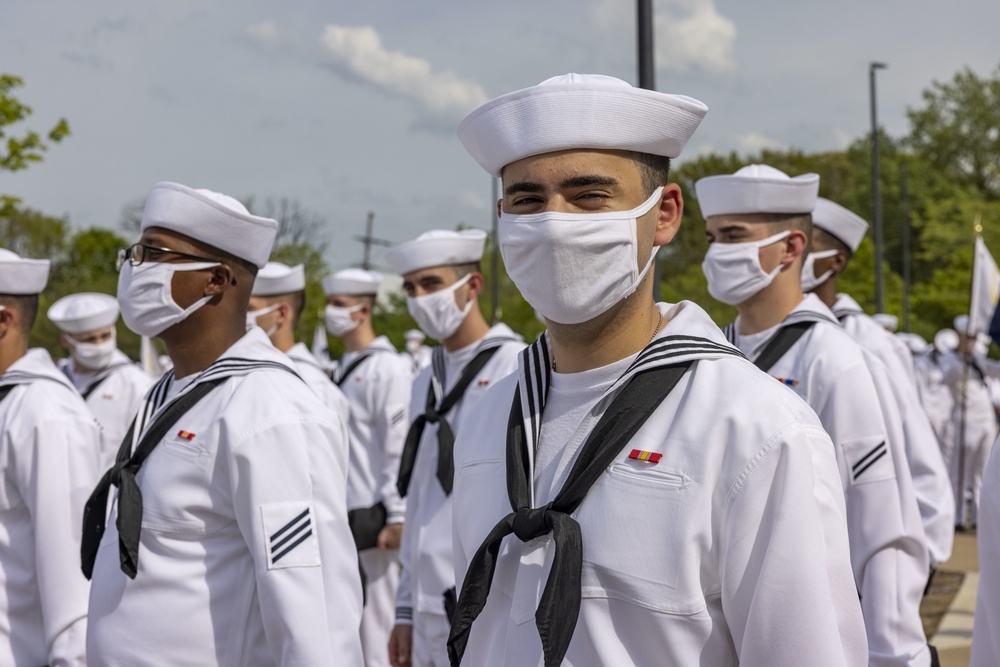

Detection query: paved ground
xmin=925 ymin=531 xmax=979 ymax=667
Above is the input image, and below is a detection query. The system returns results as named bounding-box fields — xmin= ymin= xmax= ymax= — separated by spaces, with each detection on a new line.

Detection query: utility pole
xmin=637 ymin=0 xmax=660 ymax=300
xmin=870 ymin=61 xmax=888 ymax=312
xmin=352 ymin=211 xmax=392 ymax=270
xmin=491 ymin=177 xmax=500 ymax=324
xmin=901 ymin=163 xmax=911 ymax=332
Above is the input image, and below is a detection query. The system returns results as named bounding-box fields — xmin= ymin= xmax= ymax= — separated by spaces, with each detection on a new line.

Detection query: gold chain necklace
xmin=552 ymin=314 xmax=664 ymax=372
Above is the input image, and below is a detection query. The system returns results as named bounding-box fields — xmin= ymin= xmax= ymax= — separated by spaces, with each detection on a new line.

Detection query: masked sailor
xmin=802 ymin=198 xmax=954 ymax=568
xmin=698 ymin=165 xmax=931 ymax=667
xmin=403 ymin=329 xmax=433 ymax=376
xmin=249 ymin=261 xmax=350 ymax=425
xmin=48 ymin=292 xmax=154 ymax=470
xmin=84 ymin=182 xmax=363 ymax=665
xmin=323 ymin=268 xmax=412 ymax=667
xmin=874 ymin=313 xmax=900 ymax=332
xmin=0 ymin=248 xmax=101 ymax=667
xmin=915 ymin=329 xmax=959 ymax=451
xmin=384 ymin=230 xmax=524 ymax=667
xmin=940 ymin=314 xmax=1000 ymax=527
xmin=447 ymin=74 xmax=866 ymax=667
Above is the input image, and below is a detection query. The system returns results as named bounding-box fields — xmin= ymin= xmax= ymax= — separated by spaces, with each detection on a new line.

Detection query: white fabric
xmin=396 ymin=326 xmax=522 ymax=631
xmin=406 ymin=274 xmax=474 ymax=341
xmin=800 ymin=249 xmax=840 ymax=292
xmin=323 ymin=269 xmax=382 ymax=296
xmin=458 ymin=73 xmax=708 ymax=178
xmin=337 ymin=336 xmax=412 ymax=664
xmin=286 ymin=342 xmax=351 ymax=426
xmin=0 ymin=348 xmax=101 ymax=667
xmin=405 ymin=330 xmax=426 ymax=342
xmin=935 ymin=329 xmax=959 ymax=353
xmin=87 ymin=329 xmax=363 ymax=665
xmin=701 ymin=230 xmax=791 ymax=305
xmin=812 ymin=198 xmax=869 ymax=252
xmin=898 ymin=333 xmax=928 ymax=355
xmin=971 ymin=439 xmax=1000 ymax=666
xmin=875 ymin=313 xmax=900 ymax=332
xmin=117 ymin=260 xmax=219 ymax=337
xmin=60 ymin=349 xmax=155 ymax=471
xmin=0 ymin=247 xmax=50 ymax=295
xmin=386 ymin=230 xmax=487 ymax=275
xmin=969 ymin=237 xmax=1000 ymax=335
xmin=940 ymin=351 xmax=1000 ymax=525
xmin=835 ymin=293 xmax=955 ymax=565
xmin=499 ymin=187 xmax=663 ymax=324
xmin=140 ymin=182 xmax=278 ymax=268
xmin=914 ymin=348 xmax=956 ymax=448
xmin=411 ymin=612 xmax=451 ymax=667
xmin=325 ymin=303 xmax=363 ymax=336
xmin=48 ymin=293 xmax=119 ymax=334
xmin=402 ymin=346 xmax=433 ymax=376
xmin=730 ymin=294 xmax=931 ymax=667
xmin=252 ymin=262 xmax=305 ymax=296
xmin=65 ymin=334 xmax=117 ymax=371
xmin=246 ymin=304 xmax=281 ymax=336
xmin=695 ymin=164 xmax=819 ymax=218
xmin=452 ymin=301 xmax=866 ymax=666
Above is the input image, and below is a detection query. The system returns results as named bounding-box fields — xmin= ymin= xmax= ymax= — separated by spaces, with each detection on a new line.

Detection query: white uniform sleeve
xmin=394 ymin=379 xmax=426 ymax=625
xmin=21 ymin=413 xmax=100 ymax=667
xmin=816 ymin=362 xmax=930 ymax=667
xmin=972 ymin=440 xmax=1000 ymax=667
xmin=373 ymin=359 xmax=412 ymax=523
xmin=721 ymin=423 xmax=868 ymax=666
xmin=228 ymin=417 xmax=363 ymax=665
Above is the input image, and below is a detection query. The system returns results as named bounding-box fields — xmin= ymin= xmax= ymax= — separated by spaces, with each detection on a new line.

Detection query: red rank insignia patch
xmin=177 ymin=430 xmax=196 ymax=441
xmin=775 ymin=377 xmax=799 ymax=387
xmin=628 ymin=449 xmax=662 ymax=463
xmin=477 ymin=379 xmax=490 ymax=387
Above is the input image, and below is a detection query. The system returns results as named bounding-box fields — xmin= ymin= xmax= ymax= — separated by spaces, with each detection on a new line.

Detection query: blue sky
xmin=2 ymin=0 xmax=997 ymax=272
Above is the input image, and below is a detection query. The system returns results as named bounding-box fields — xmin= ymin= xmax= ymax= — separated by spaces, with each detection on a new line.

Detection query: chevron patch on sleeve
xmin=260 ymin=502 xmax=321 ymax=570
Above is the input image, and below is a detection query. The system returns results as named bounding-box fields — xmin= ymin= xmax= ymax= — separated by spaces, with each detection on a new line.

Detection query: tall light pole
xmin=870 ymin=61 xmax=888 ymax=312
xmin=638 ymin=0 xmax=659 ymax=300
xmin=490 ymin=177 xmax=500 ymax=324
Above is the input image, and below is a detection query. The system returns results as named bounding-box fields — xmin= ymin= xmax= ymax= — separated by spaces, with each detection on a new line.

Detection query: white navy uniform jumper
xmin=971 ymin=442 xmax=1000 ymax=666
xmin=335 ymin=335 xmax=413 ymax=667
xmin=726 ymin=293 xmax=930 ymax=667
xmin=395 ymin=324 xmax=523 ymax=666
xmin=59 ymin=350 xmax=155 ymax=471
xmin=0 ymin=348 xmax=101 ymax=667
xmin=86 ymin=328 xmax=363 ymax=665
xmin=913 ymin=346 xmax=956 ymax=450
xmin=285 ymin=342 xmax=351 ymax=425
xmin=940 ymin=350 xmax=1000 ymax=525
xmin=450 ymin=301 xmax=867 ymax=667
xmin=832 ymin=293 xmax=955 ymax=565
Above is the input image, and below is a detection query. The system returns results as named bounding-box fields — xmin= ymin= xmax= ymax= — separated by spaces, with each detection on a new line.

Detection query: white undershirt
xmin=165 ymin=373 xmax=197 ymax=402
xmin=736 ymin=321 xmax=782 ymax=360
xmin=441 ymin=339 xmax=480 ymax=393
xmin=534 ymin=352 xmax=638 ymax=504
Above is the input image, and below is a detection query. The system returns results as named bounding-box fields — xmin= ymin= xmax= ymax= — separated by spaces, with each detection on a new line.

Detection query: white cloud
xmin=245 ymin=21 xmax=300 ymax=53
xmin=735 ymin=132 xmax=786 ymax=153
xmin=589 ymin=0 xmax=737 ymax=75
xmin=319 ymin=24 xmax=488 ymax=127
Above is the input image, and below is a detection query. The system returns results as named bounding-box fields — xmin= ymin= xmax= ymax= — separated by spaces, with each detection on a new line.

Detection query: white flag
xmin=311 ymin=318 xmax=331 ymax=370
xmin=968 ymin=236 xmax=1000 ymax=334
xmin=139 ymin=335 xmax=163 ymax=378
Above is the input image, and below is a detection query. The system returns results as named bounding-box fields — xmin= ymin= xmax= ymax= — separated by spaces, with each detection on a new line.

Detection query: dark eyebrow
xmin=504 ymin=181 xmax=544 ymax=196
xmin=559 ymin=175 xmax=620 ymax=189
xmin=717 ymin=225 xmax=750 ymax=234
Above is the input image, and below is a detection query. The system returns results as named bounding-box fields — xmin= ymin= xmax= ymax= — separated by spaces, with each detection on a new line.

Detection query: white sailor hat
xmin=897 ymin=332 xmax=928 ymax=354
xmin=935 ymin=328 xmax=959 ymax=353
xmin=385 ymin=230 xmax=487 ymax=275
xmin=252 ymin=262 xmax=305 ymax=296
xmin=695 ymin=164 xmax=819 ymax=218
xmin=0 ymin=248 xmax=50 ymax=295
xmin=322 ymin=268 xmax=382 ymax=296
xmin=404 ymin=329 xmax=426 ymax=341
xmin=140 ymin=182 xmax=278 ymax=269
xmin=48 ymin=293 xmax=119 ymax=334
xmin=812 ymin=198 xmax=869 ymax=253
xmin=874 ymin=313 xmax=899 ymax=332
xmin=458 ymin=73 xmax=708 ymax=177
xmin=954 ymin=314 xmax=970 ymax=334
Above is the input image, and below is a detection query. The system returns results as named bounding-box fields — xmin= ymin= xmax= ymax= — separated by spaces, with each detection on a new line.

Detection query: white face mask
xmin=701 ymin=230 xmax=791 ymax=306
xmin=799 ymin=249 xmax=840 ymax=293
xmin=499 ymin=187 xmax=663 ymax=325
xmin=246 ymin=304 xmax=281 ymax=337
xmin=406 ymin=273 xmax=474 ymax=341
xmin=325 ymin=303 xmax=364 ymax=336
xmin=117 ymin=260 xmax=221 ymax=337
xmin=405 ymin=339 xmax=422 ymax=355
xmin=67 ymin=330 xmax=117 ymax=370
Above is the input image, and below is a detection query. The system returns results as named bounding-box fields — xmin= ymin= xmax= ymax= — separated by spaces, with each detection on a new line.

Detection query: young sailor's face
xmin=704 ymin=215 xmax=787 ymax=274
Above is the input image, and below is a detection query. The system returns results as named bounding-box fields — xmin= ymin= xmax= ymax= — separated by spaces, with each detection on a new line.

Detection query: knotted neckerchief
xmin=81 ymin=357 xmax=301 ymax=580
xmin=447 ymin=331 xmax=743 ymax=667
xmin=397 ymin=340 xmax=508 ymax=498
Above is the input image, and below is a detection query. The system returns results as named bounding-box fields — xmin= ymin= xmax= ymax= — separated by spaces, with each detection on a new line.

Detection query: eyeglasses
xmin=116 ymin=243 xmax=220 ymax=271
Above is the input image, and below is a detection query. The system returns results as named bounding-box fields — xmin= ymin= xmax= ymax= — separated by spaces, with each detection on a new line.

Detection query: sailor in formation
xmin=83 ymin=182 xmax=363 ymax=665
xmin=0 ymin=248 xmax=101 ymax=667
xmin=972 ymin=440 xmax=1000 ymax=666
xmin=446 ymin=73 xmax=866 ymax=667
xmin=697 ymin=165 xmax=931 ymax=666
xmin=323 ymin=268 xmax=412 ymax=667
xmin=384 ymin=229 xmax=524 ymax=667
xmin=915 ymin=329 xmax=959 ymax=448
xmin=248 ymin=261 xmax=350 ymax=424
xmin=801 ymin=197 xmax=954 ymax=567
xmin=941 ymin=314 xmax=1000 ymax=527
xmin=48 ymin=292 xmax=155 ymax=469
xmin=403 ymin=329 xmax=433 ymax=375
